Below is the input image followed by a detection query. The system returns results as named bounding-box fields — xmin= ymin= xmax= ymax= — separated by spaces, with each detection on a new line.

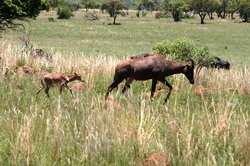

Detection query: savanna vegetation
xmin=0 ymin=4 xmax=250 ymax=166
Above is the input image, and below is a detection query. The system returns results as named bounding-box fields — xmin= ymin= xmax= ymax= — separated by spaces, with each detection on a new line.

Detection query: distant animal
xmin=155 ymin=11 xmax=162 ymax=19
xmin=36 ymin=72 xmax=84 ymax=98
xmin=210 ymin=56 xmax=230 ymax=70
xmin=30 ymin=48 xmax=53 ymax=61
xmin=196 ymin=56 xmax=230 ymax=76
xmin=130 ymin=53 xmax=151 ymax=59
xmin=105 ymin=54 xmax=195 ymax=103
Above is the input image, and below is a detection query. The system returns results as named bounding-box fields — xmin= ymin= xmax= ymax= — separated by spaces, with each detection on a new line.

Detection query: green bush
xmin=57 ymin=6 xmax=74 ymax=19
xmin=152 ymin=38 xmax=211 ymax=63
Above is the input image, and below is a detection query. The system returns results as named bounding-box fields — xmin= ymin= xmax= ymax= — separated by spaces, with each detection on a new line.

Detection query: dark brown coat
xmin=105 ymin=54 xmax=194 ymax=103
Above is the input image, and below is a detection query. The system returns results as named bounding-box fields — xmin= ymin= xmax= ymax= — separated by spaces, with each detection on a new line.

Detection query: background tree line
xmin=1 ymin=0 xmax=250 ymax=33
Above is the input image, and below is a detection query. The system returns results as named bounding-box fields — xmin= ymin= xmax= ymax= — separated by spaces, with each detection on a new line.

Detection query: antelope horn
xmin=187 ymin=56 xmax=195 ymax=66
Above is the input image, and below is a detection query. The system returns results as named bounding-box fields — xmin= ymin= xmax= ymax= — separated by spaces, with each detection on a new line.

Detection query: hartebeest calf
xmin=36 ymin=72 xmax=83 ymax=98
xmin=105 ymin=54 xmax=194 ymax=103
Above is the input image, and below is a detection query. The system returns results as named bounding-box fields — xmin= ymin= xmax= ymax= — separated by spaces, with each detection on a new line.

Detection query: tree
xmin=136 ymin=0 xmax=161 ymax=17
xmin=138 ymin=0 xmax=156 ymax=11
xmin=82 ymin=0 xmax=101 ymax=11
xmin=57 ymin=6 xmax=74 ymax=19
xmin=101 ymin=0 xmax=127 ymax=25
xmin=238 ymin=0 xmax=250 ymax=22
xmin=221 ymin=0 xmax=229 ymax=18
xmin=189 ymin=0 xmax=208 ymax=24
xmin=227 ymin=0 xmax=238 ymax=19
xmin=152 ymin=38 xmax=212 ymax=76
xmin=215 ymin=0 xmax=237 ymax=19
xmin=49 ymin=0 xmax=60 ymax=9
xmin=169 ymin=0 xmax=188 ymax=22
xmin=0 ymin=0 xmax=48 ymax=32
xmin=207 ymin=0 xmax=220 ymax=19
xmin=162 ymin=0 xmax=170 ymax=14
xmin=189 ymin=0 xmax=219 ymax=24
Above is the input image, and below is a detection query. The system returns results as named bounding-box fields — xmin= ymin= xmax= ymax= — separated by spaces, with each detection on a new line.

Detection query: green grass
xmin=2 ymin=10 xmax=250 ymax=64
xmin=0 ymin=10 xmax=249 ymax=165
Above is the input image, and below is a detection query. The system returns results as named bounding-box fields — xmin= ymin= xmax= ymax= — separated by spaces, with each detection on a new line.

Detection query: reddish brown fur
xmin=36 ymin=72 xmax=83 ymax=98
xmin=142 ymin=152 xmax=170 ymax=166
xmin=105 ymin=54 xmax=194 ymax=103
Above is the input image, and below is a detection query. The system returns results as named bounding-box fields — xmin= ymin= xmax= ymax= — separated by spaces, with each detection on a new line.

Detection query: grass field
xmin=0 ymin=10 xmax=249 ymax=165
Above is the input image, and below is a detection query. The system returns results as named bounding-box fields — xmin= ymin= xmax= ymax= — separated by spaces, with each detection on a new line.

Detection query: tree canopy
xmin=0 ymin=0 xmax=47 ymax=31
xmin=238 ymin=0 xmax=250 ymax=22
xmin=169 ymin=0 xmax=188 ymax=22
xmin=101 ymin=0 xmax=127 ymax=24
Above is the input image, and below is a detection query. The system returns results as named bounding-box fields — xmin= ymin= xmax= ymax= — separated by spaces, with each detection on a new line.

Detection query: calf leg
xmin=65 ymin=84 xmax=74 ymax=97
xmin=36 ymin=86 xmax=44 ymax=99
xmin=159 ymin=79 xmax=173 ymax=103
xmin=60 ymin=85 xmax=63 ymax=94
xmin=36 ymin=79 xmax=46 ymax=99
xmin=45 ymin=87 xmax=50 ymax=98
xmin=59 ymin=83 xmax=74 ymax=97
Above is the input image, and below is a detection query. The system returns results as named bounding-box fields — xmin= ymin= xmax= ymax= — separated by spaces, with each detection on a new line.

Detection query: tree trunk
xmin=208 ymin=12 xmax=214 ymax=19
xmin=199 ymin=13 xmax=206 ymax=24
xmin=172 ymin=11 xmax=180 ymax=22
xmin=216 ymin=12 xmax=222 ymax=18
xmin=243 ymin=13 xmax=248 ymax=22
xmin=230 ymin=12 xmax=235 ymax=19
xmin=113 ymin=15 xmax=117 ymax=24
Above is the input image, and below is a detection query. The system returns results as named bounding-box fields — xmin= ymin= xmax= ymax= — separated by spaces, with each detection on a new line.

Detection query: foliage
xmin=237 ymin=0 xmax=250 ymax=22
xmin=189 ymin=0 xmax=207 ymax=24
xmin=0 ymin=0 xmax=46 ymax=32
xmin=227 ymin=0 xmax=238 ymax=19
xmin=101 ymin=0 xmax=127 ymax=24
xmin=83 ymin=0 xmax=101 ymax=11
xmin=169 ymin=0 xmax=188 ymax=22
xmin=66 ymin=0 xmax=82 ymax=11
xmin=206 ymin=0 xmax=220 ymax=19
xmin=215 ymin=0 xmax=238 ymax=19
xmin=189 ymin=0 xmax=220 ymax=24
xmin=49 ymin=0 xmax=60 ymax=8
xmin=137 ymin=0 xmax=161 ymax=11
xmin=57 ymin=6 xmax=74 ymax=19
xmin=152 ymin=38 xmax=211 ymax=63
xmin=41 ymin=0 xmax=51 ymax=11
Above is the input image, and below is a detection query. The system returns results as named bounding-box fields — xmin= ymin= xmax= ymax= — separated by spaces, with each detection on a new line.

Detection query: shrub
xmin=57 ymin=6 xmax=74 ymax=19
xmin=152 ymin=38 xmax=211 ymax=63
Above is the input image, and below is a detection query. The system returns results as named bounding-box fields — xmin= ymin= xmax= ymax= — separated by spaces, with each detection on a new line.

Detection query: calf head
xmin=73 ymin=72 xmax=84 ymax=82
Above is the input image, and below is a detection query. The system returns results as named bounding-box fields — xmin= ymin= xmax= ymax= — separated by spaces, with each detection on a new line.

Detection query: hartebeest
xmin=210 ymin=56 xmax=230 ymax=70
xmin=105 ymin=54 xmax=194 ymax=103
xmin=36 ymin=72 xmax=84 ymax=98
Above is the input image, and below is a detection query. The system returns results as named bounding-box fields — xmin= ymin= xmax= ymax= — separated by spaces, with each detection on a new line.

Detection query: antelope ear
xmin=186 ymin=64 xmax=191 ymax=68
xmin=187 ymin=63 xmax=193 ymax=68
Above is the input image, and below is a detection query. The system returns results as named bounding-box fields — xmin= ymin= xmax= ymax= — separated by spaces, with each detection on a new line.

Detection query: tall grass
xmin=0 ymin=10 xmax=249 ymax=165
